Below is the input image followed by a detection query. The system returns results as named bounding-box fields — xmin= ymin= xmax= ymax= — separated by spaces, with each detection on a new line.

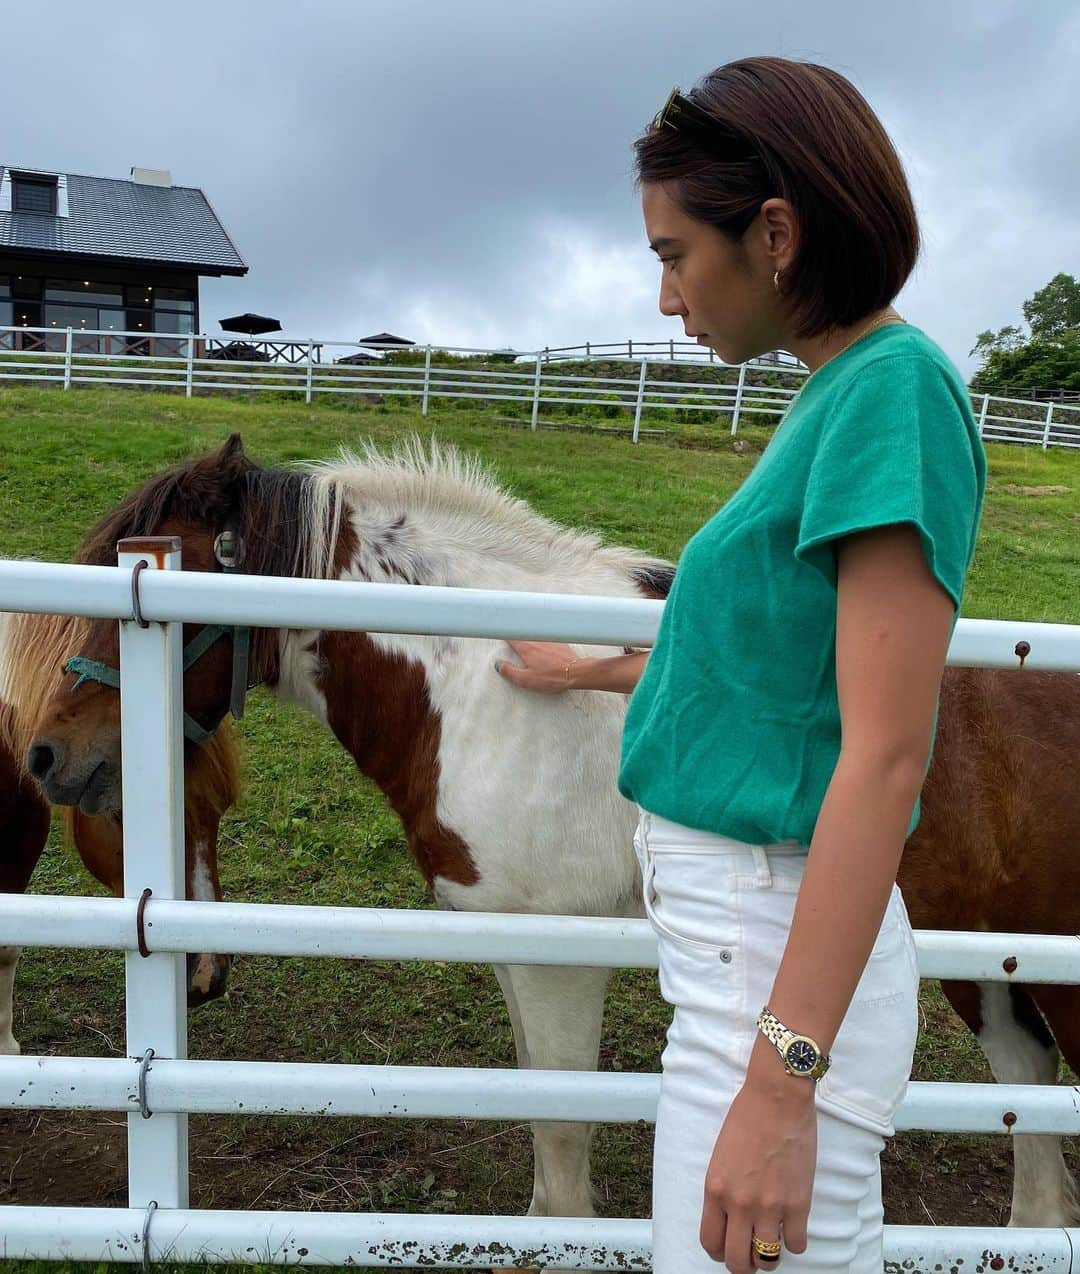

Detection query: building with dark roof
xmin=0 ymin=165 xmax=247 ymax=353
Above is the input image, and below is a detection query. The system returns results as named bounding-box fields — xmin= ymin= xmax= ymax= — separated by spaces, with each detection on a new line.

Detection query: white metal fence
xmin=1 ymin=552 xmax=1080 ymax=1268
xmin=2 ymin=324 xmax=1079 ymax=450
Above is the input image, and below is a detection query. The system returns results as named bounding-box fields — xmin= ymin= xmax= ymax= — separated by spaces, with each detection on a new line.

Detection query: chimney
xmin=130 ymin=167 xmax=172 ymax=187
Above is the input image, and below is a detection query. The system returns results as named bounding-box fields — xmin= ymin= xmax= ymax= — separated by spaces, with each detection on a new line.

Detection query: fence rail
xmin=1 ymin=554 xmax=1079 ymax=1268
xmin=2 ymin=324 xmax=1078 ymax=449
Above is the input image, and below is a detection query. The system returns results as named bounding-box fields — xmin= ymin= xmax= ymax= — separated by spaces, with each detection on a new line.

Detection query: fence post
xmin=185 ymin=336 xmax=195 ymax=398
xmin=531 ymin=354 xmax=543 ymax=431
xmin=632 ymin=358 xmax=649 ymax=444
xmin=731 ymin=362 xmax=747 ymax=435
xmin=117 ymin=537 xmax=189 ymax=1212
xmin=63 ymin=327 xmax=73 ymax=389
xmin=628 ymin=338 xmax=633 ymax=360
xmin=422 ymin=344 xmax=432 ymax=417
xmin=1042 ymin=401 xmax=1054 ymax=450
xmin=977 ymin=393 xmax=988 ymax=437
xmin=304 ymin=340 xmax=315 ymax=404
xmin=669 ymin=339 xmax=674 ymax=361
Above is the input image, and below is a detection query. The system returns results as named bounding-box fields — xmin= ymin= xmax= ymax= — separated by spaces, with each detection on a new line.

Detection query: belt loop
xmin=642 ymin=809 xmax=653 ymax=849
xmin=751 ymin=844 xmax=772 ymax=886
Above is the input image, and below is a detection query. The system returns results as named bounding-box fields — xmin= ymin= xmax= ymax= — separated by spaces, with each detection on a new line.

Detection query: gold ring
xmin=751 ymin=1235 xmax=782 ymax=1260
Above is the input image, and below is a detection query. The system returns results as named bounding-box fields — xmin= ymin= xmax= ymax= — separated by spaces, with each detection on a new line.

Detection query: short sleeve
xmin=794 ymin=354 xmax=983 ymax=611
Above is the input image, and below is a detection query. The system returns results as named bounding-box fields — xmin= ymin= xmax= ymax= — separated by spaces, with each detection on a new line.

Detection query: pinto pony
xmin=22 ymin=433 xmax=1080 ymax=1235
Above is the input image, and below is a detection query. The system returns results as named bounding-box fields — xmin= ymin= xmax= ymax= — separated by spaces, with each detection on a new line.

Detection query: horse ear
xmin=212 ymin=433 xmax=249 ymax=486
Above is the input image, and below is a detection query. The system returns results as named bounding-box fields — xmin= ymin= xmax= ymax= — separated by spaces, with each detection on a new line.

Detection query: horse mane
xmin=301 ymin=435 xmax=675 ymax=589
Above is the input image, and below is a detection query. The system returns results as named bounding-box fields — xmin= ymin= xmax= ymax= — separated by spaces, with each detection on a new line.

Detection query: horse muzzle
xmin=187 ymin=951 xmax=231 ymax=1007
xmin=26 ymin=739 xmax=122 ymax=815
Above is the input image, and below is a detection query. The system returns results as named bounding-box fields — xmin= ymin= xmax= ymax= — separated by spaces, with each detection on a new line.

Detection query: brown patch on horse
xmin=316 ymin=630 xmax=479 ymax=888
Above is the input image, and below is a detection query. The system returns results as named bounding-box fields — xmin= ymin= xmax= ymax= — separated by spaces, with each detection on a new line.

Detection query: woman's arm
xmin=494 ymin=639 xmax=649 ymax=694
xmin=743 ymin=520 xmax=955 ymax=1102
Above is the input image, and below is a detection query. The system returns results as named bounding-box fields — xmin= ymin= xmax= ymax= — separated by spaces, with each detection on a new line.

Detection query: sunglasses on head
xmin=649 ymin=86 xmax=760 ymax=165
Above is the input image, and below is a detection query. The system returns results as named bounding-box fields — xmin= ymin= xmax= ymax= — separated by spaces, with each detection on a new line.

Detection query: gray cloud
xmin=6 ymin=0 xmax=1077 ymax=374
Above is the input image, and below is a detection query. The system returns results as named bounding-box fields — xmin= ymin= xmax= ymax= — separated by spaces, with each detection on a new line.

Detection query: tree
xmin=1022 ymin=273 xmax=1080 ymax=341
xmin=969 ymin=273 xmax=1080 ymax=391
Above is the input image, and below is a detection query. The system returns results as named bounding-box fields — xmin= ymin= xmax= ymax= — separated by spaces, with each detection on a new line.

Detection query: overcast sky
xmin=7 ymin=1 xmax=1078 ymax=376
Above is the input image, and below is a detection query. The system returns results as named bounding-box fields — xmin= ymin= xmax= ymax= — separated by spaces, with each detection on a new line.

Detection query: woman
xmin=495 ymin=57 xmax=986 ymax=1274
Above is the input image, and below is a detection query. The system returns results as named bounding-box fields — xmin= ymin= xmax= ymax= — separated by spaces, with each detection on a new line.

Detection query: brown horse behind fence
xmin=0 ymin=603 xmax=240 ymax=1055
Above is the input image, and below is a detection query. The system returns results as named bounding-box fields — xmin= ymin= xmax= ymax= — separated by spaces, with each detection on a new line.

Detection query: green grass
xmin=0 ymin=383 xmax=1078 ymax=1272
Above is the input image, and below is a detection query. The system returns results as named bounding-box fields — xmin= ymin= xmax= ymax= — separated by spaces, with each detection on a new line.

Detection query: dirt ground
xmin=2 ymin=1099 xmax=1074 ymax=1231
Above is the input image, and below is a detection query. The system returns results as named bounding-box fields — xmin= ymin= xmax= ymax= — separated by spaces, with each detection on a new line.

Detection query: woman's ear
xmin=757 ymin=196 xmax=800 ymax=273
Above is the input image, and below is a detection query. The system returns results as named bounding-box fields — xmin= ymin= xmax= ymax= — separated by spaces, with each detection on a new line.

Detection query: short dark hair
xmin=633 ymin=57 xmax=920 ymax=339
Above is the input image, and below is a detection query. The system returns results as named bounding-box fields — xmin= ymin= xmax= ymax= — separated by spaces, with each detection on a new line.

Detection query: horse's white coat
xmin=192 ymin=841 xmax=216 ymax=902
xmin=0 ymin=946 xmax=20 ymax=1055
xmin=977 ymin=982 xmax=1080 ymax=1226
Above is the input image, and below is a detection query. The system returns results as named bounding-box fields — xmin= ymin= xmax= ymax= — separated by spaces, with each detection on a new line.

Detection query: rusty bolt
xmin=1002 ymin=1111 xmax=1017 ymax=1128
xmin=1015 ymin=639 xmax=1031 ymax=667
xmin=1002 ymin=956 xmax=1017 ymax=974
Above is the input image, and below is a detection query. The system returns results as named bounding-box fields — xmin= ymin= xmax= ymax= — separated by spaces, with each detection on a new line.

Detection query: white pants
xmin=633 ymin=808 xmax=920 ymax=1273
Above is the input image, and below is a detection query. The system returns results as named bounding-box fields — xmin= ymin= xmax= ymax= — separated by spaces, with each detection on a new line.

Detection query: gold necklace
xmin=804 ymin=307 xmax=906 ymax=384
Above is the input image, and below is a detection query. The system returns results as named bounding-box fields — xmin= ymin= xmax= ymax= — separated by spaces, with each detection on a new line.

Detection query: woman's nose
xmin=658 ymin=282 xmax=686 ymax=319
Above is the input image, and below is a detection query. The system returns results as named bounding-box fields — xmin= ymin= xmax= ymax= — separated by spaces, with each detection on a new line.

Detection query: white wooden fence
xmin=2 ymin=324 xmax=1078 ymax=450
xmin=1 ymin=550 xmax=1080 ymax=1267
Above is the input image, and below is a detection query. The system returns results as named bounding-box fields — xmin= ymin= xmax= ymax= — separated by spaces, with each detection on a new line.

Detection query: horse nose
xmin=27 ymin=739 xmax=64 ymax=784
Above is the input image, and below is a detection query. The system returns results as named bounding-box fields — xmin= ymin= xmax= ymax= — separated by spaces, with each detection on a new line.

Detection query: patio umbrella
xmin=219 ymin=313 xmax=283 ymax=337
xmin=357 ymin=331 xmax=413 ymax=348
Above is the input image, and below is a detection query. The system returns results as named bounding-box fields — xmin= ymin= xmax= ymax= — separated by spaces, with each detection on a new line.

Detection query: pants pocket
xmin=814 ymin=890 xmax=920 ymax=1135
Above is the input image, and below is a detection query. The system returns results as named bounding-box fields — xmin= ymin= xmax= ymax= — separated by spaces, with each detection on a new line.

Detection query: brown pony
xmin=0 ymin=606 xmax=240 ymax=1056
xmin=20 ymin=433 xmax=1080 ymax=1238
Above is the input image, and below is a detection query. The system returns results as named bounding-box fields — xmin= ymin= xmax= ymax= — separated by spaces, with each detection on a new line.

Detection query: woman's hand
xmin=699 ymin=1078 xmax=816 ymax=1272
xmin=494 ymin=639 xmax=579 ymax=694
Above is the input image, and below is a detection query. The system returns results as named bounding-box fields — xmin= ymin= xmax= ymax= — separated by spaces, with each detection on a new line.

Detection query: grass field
xmin=1 ymin=383 xmax=1078 ymax=1273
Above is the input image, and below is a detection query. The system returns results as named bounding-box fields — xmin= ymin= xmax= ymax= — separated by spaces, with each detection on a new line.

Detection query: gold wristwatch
xmin=757 ymin=1006 xmax=831 ymax=1081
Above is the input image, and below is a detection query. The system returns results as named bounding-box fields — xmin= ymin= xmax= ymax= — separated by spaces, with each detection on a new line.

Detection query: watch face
xmin=785 ymin=1040 xmax=818 ymax=1073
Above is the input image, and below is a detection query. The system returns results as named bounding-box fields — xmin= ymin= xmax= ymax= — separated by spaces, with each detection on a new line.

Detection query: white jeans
xmin=633 ymin=808 xmax=920 ymax=1273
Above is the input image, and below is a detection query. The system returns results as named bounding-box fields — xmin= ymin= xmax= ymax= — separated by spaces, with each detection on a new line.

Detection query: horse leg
xmin=941 ymin=978 xmax=1076 ymax=1227
xmin=1021 ymin=983 xmax=1080 ymax=1225
xmin=490 ymin=962 xmax=610 ymax=1273
xmin=0 ymin=768 xmax=51 ymax=1055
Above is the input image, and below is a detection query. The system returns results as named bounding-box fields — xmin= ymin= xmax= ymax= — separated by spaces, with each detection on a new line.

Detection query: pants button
xmin=719 ymin=949 xmax=732 ymax=963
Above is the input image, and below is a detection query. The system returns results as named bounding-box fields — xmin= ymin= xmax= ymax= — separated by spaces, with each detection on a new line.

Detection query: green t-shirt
xmin=617 ymin=322 xmax=987 ymax=847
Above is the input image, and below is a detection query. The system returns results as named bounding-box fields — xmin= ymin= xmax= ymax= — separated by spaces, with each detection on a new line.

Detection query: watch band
xmin=757 ymin=1006 xmax=831 ymax=1081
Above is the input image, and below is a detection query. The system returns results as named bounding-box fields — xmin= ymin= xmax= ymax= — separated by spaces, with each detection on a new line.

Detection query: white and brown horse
xmin=0 ymin=605 xmax=240 ymax=1055
xmin=21 ymin=433 xmax=1080 ymax=1234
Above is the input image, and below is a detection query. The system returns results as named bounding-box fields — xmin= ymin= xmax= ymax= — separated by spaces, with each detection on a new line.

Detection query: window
xmin=45 ymin=279 xmax=124 ymax=306
xmin=13 ymin=177 xmax=57 ymax=215
xmin=44 ymin=304 xmax=98 ymax=332
xmin=0 ymin=276 xmax=10 ymax=299
xmin=152 ymin=310 xmax=194 ymax=334
xmin=13 ymin=275 xmax=42 ymax=299
xmin=14 ymin=302 xmax=40 ymax=328
xmin=0 ymin=301 xmax=12 ymax=328
xmin=153 ymin=286 xmax=195 ymax=313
